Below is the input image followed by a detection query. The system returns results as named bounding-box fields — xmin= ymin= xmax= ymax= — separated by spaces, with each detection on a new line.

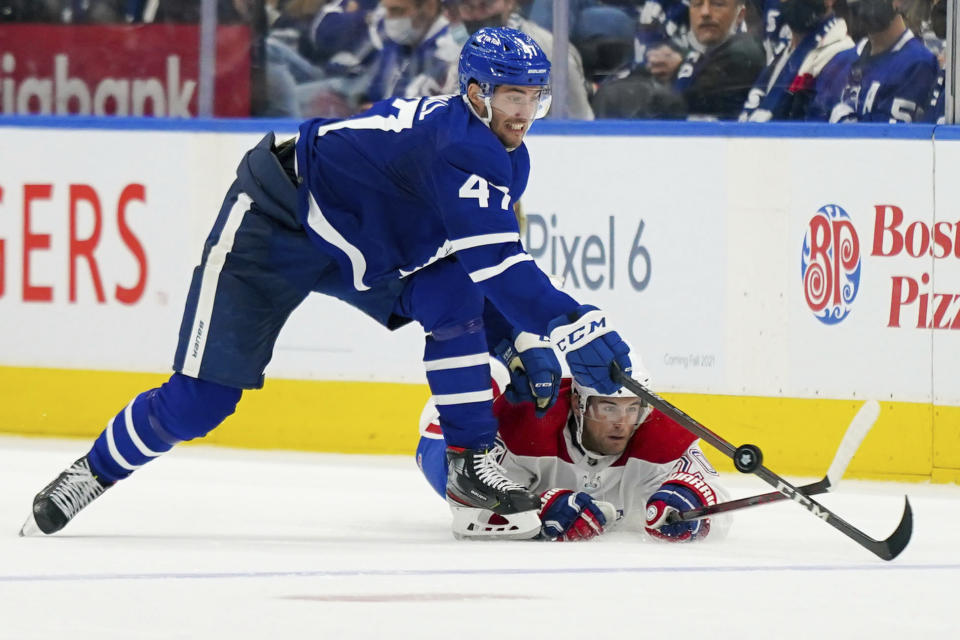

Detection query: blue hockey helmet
xmin=458 ymin=27 xmax=552 ymax=120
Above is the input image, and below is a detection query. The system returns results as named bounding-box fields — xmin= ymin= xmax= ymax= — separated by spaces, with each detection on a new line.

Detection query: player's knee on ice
xmin=416 ymin=436 xmax=449 ymax=498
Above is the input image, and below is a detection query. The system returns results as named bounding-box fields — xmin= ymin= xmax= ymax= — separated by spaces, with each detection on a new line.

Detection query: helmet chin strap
xmin=462 ymin=93 xmax=493 ymax=127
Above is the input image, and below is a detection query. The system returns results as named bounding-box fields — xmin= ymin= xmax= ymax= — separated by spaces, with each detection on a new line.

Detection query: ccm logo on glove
xmin=547 ymin=305 xmax=632 ymax=396
xmin=550 ymin=310 xmax=609 ymax=352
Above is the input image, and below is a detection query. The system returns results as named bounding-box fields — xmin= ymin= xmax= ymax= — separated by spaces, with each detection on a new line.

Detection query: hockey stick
xmin=673 ymin=399 xmax=880 ymax=522
xmin=611 ymin=364 xmax=912 ymax=561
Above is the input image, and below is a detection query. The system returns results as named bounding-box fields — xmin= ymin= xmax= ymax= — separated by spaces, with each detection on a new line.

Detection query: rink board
xmin=2 ymin=364 xmax=956 ymax=483
xmin=0 ymin=118 xmax=957 ymax=481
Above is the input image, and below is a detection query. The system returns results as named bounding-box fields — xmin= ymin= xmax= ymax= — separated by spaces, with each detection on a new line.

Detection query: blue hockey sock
xmin=87 ymin=389 xmax=180 ymax=484
xmin=424 ymin=328 xmax=498 ymax=450
xmin=397 ymin=258 xmax=498 ymax=451
xmin=87 ymin=374 xmax=242 ymax=483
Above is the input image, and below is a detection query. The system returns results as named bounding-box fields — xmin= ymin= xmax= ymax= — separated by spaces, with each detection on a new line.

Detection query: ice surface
xmin=0 ymin=435 xmax=956 ymax=639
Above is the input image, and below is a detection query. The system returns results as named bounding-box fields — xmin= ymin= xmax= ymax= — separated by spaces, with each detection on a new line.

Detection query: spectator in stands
xmin=444 ymin=0 xmax=595 ymax=119
xmin=444 ymin=0 xmax=470 ymax=45
xmin=920 ymin=0 xmax=945 ymax=123
xmin=6 ymin=0 xmax=127 ymax=22
xmin=577 ymin=5 xmax=687 ymax=119
xmin=0 ymin=0 xmax=60 ymax=21
xmin=815 ymin=0 xmax=938 ymax=122
xmin=739 ymin=0 xmax=855 ymax=120
xmin=893 ymin=0 xmax=931 ymax=40
xmin=639 ymin=0 xmax=692 ymax=53
xmin=302 ymin=0 xmax=380 ymax=68
xmin=147 ymin=0 xmax=254 ymax=22
xmin=364 ymin=0 xmax=455 ymax=102
xmin=757 ymin=0 xmax=793 ymax=61
xmin=655 ymin=0 xmax=765 ymax=119
xmin=518 ymin=0 xmax=595 ymax=36
xmin=264 ymin=0 xmax=382 ymax=117
xmin=572 ymin=5 xmax=636 ymax=88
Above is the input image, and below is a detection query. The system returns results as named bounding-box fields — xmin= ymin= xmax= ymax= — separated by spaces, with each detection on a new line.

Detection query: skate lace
xmin=473 ymin=452 xmax=524 ymax=493
xmin=48 ymin=460 xmax=105 ymax=520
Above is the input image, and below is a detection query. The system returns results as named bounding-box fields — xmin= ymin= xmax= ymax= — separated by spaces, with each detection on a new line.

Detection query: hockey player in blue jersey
xmin=814 ymin=0 xmax=938 ymax=122
xmin=20 ymin=27 xmax=632 ymax=541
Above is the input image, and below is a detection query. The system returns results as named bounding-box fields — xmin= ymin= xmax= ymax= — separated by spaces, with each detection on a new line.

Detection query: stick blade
xmin=872 ymin=496 xmax=913 ymax=561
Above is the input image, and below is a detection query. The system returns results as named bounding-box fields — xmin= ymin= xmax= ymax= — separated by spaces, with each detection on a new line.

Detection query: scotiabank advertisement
xmin=0 ymin=25 xmax=250 ymax=117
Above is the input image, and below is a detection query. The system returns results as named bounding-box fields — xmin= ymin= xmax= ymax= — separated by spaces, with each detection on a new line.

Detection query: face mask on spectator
xmin=385 ymin=16 xmax=424 ymax=45
xmin=449 ymin=22 xmax=470 ymax=46
xmin=852 ymin=0 xmax=897 ymax=33
xmin=779 ymin=0 xmax=826 ymax=32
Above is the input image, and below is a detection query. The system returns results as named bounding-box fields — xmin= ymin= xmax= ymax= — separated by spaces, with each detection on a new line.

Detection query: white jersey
xmin=421 ymin=374 xmax=731 ymax=535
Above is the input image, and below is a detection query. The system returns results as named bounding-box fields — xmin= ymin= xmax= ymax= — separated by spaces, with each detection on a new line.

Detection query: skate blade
xmin=449 ymin=504 xmax=541 ymax=540
xmin=19 ymin=512 xmax=43 ymax=537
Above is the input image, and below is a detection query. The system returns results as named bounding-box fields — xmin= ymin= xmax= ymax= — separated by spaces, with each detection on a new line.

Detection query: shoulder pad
xmin=618 ymin=410 xmax=697 ymax=464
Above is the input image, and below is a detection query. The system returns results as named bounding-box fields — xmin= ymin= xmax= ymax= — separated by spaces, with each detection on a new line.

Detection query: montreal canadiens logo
xmin=801 ymin=205 xmax=861 ymax=324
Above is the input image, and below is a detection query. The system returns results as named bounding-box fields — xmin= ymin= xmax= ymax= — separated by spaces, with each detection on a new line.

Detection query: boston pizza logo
xmin=801 ymin=205 xmax=861 ymax=324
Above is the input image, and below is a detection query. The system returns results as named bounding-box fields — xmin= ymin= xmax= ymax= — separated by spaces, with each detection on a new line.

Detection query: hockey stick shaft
xmin=673 ymin=478 xmax=831 ymax=522
xmin=611 ymin=365 xmax=912 ymax=561
xmin=674 ymin=399 xmax=880 ymax=522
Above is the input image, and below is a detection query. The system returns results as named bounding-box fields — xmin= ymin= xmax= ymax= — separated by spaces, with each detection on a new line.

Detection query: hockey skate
xmin=445 ymin=446 xmax=542 ymax=540
xmin=19 ymin=456 xmax=113 ymax=536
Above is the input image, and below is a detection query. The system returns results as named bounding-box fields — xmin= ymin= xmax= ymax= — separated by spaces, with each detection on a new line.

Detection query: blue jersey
xmin=824 ymin=31 xmax=938 ymax=123
xmin=294 ymin=95 xmax=577 ymax=334
xmin=761 ymin=0 xmax=791 ymax=63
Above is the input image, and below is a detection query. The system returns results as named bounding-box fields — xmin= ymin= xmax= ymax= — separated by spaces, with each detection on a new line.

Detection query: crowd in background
xmin=0 ymin=0 xmax=949 ymax=123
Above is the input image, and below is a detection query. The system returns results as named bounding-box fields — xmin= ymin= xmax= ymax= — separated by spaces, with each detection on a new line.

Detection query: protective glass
xmin=489 ymin=86 xmax=553 ymax=120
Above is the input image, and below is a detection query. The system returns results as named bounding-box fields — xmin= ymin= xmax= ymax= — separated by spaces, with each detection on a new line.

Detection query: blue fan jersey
xmin=294 ymin=94 xmax=577 ymax=334
xmin=824 ymin=31 xmax=938 ymax=123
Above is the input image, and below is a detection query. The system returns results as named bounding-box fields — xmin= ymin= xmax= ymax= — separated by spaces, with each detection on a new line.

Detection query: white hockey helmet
xmin=570 ymin=358 xmax=653 ymax=457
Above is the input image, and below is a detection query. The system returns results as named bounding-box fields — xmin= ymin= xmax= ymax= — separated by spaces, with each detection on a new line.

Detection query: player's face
xmin=581 ymin=396 xmax=645 ymax=455
xmin=486 ymin=85 xmax=545 ymax=148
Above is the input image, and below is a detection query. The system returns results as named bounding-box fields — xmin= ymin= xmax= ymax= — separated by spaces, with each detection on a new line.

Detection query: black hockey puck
xmin=733 ymin=444 xmax=763 ymax=473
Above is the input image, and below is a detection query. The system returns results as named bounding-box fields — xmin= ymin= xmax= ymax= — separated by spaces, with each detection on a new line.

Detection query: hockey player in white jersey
xmin=417 ymin=354 xmax=730 ymax=541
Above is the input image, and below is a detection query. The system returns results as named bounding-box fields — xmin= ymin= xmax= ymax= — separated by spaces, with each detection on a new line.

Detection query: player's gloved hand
xmin=547 ymin=305 xmax=631 ymax=395
xmin=644 ymin=472 xmax=719 ymax=542
xmin=538 ymin=488 xmax=612 ymax=541
xmin=494 ymin=331 xmax=561 ymax=415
